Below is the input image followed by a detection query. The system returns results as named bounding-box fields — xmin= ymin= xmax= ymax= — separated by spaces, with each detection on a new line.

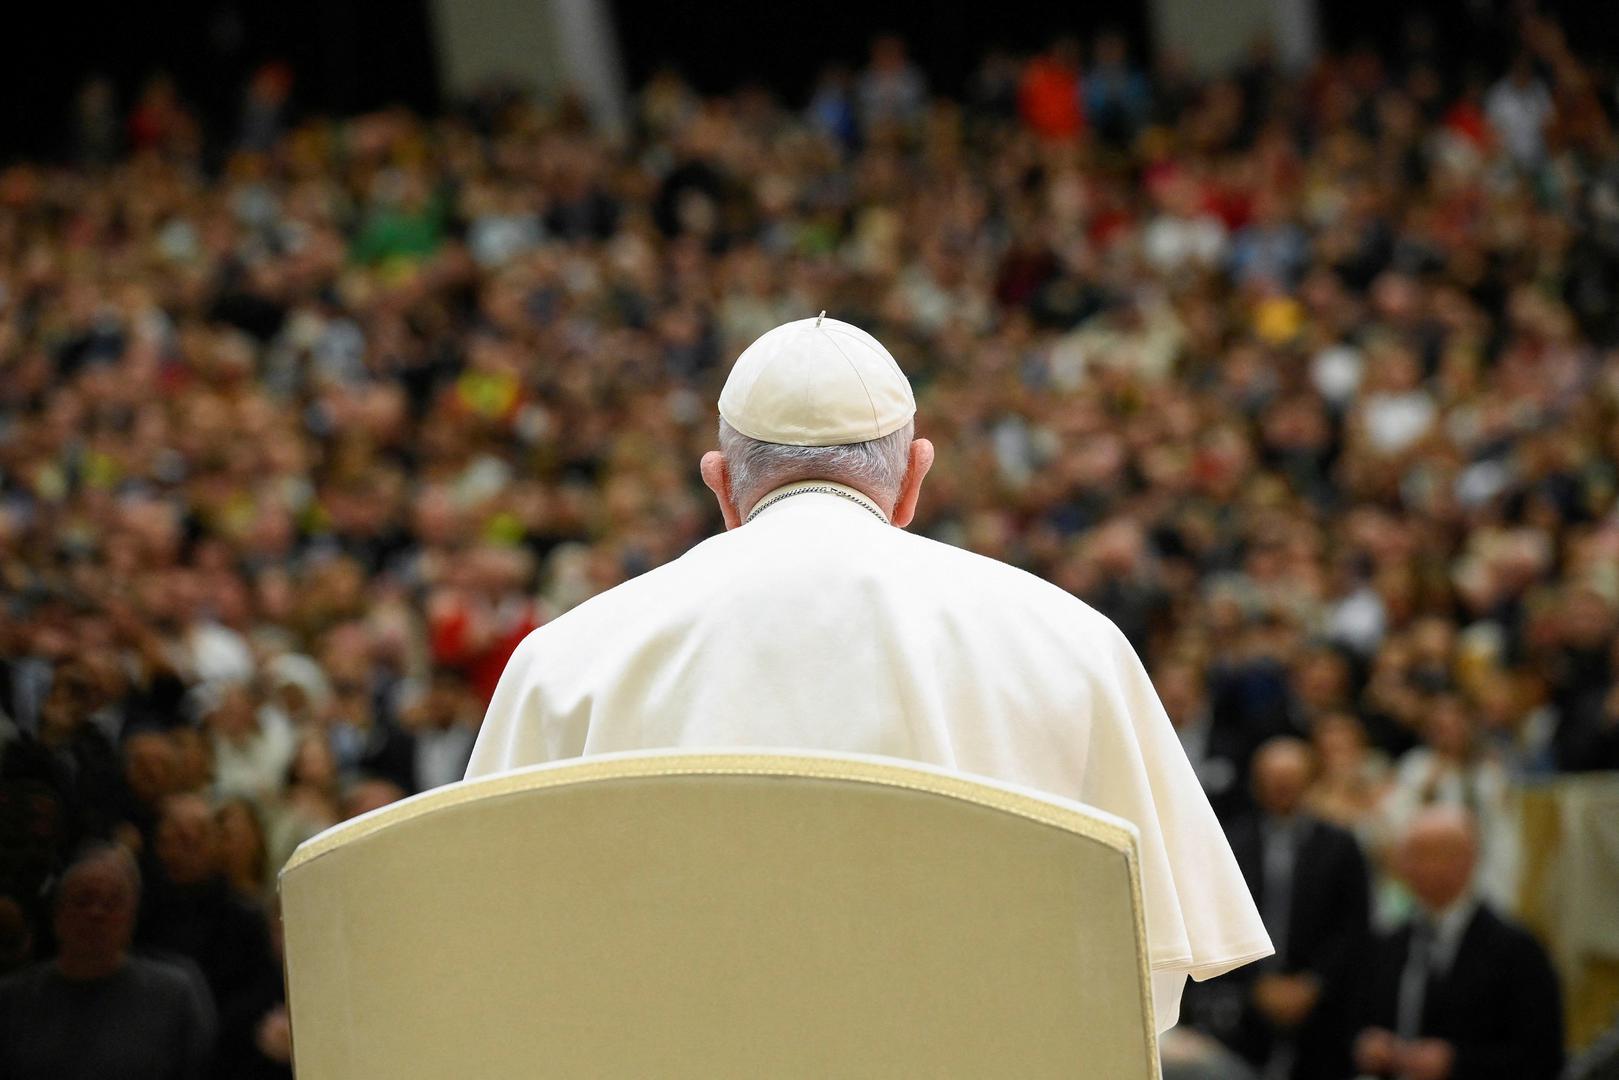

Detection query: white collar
xmin=1415 ymin=893 xmax=1479 ymax=972
xmin=743 ymin=480 xmax=891 ymax=526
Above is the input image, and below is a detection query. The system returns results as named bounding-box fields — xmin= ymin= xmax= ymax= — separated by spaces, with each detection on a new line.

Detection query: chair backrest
xmin=280 ymin=750 xmax=1160 ymax=1079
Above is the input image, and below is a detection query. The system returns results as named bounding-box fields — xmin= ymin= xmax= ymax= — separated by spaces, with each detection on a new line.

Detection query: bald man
xmin=1352 ymin=806 xmax=1563 ymax=1080
xmin=470 ymin=316 xmax=1271 ymax=1030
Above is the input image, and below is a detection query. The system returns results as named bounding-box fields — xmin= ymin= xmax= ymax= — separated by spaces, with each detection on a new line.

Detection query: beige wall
xmin=428 ymin=0 xmax=626 ymax=130
xmin=1151 ymin=0 xmax=1320 ymax=75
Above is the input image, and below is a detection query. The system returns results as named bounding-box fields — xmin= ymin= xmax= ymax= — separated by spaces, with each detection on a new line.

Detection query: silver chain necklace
xmin=744 ymin=485 xmax=888 ymax=525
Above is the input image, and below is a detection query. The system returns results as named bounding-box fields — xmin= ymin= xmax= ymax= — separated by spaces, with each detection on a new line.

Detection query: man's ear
xmin=700 ymin=451 xmax=743 ymax=530
xmin=891 ymin=438 xmax=934 ymax=528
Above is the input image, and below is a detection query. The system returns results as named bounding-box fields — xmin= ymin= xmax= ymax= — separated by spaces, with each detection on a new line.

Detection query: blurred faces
xmin=38 ymin=663 xmax=96 ymax=745
xmin=1153 ymin=660 xmax=1206 ymax=729
xmin=1422 ymin=695 xmax=1476 ymax=760
xmin=1311 ymin=712 xmax=1368 ymax=775
xmin=1397 ymin=807 xmax=1479 ymax=911
xmin=342 ymin=779 xmax=404 ymax=820
xmin=202 ymin=684 xmax=258 ymax=742
xmin=169 ymin=728 xmax=215 ymax=792
xmin=289 ymin=733 xmax=339 ymax=790
xmin=123 ymin=732 xmax=180 ymax=807
xmin=54 ymin=847 xmax=140 ymax=979
xmin=1292 ymin=649 xmax=1349 ymax=710
xmin=1251 ymin=737 xmax=1314 ymax=817
xmin=216 ymin=799 xmax=268 ymax=895
xmin=2 ymin=38 xmax=1617 ymax=1006
xmin=154 ymin=794 xmax=221 ymax=886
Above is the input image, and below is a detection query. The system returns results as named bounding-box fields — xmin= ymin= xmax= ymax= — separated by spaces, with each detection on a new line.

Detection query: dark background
xmin=1 ymin=0 xmax=1614 ymax=161
xmin=609 ymin=0 xmax=1154 ymax=97
xmin=0 ymin=0 xmax=440 ymax=160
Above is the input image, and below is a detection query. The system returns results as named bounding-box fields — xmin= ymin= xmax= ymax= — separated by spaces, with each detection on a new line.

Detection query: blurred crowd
xmin=3 ymin=10 xmax=1619 ymax=1079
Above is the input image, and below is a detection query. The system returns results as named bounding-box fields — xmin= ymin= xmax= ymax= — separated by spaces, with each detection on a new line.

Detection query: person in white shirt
xmin=1484 ymin=57 xmax=1553 ymax=168
xmin=199 ymin=683 xmax=296 ymax=802
xmin=1376 ymin=693 xmax=1519 ymax=912
xmin=468 ymin=314 xmax=1272 ymax=1030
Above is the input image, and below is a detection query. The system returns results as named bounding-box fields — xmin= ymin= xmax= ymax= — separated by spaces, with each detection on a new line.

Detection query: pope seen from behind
xmin=466 ymin=314 xmax=1274 ymax=1029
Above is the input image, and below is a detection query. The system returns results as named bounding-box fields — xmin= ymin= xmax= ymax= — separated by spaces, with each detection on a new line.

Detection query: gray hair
xmin=57 ymin=842 xmax=143 ymax=907
xmin=719 ymin=418 xmax=914 ymax=515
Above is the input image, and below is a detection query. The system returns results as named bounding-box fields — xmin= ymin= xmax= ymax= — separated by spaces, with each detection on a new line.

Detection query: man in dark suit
xmin=1352 ymin=805 xmax=1564 ymax=1080
xmin=1188 ymin=736 xmax=1370 ymax=1080
xmin=1155 ymin=656 xmax=1255 ymax=823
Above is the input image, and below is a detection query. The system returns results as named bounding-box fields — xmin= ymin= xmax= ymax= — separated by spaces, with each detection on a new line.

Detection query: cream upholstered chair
xmin=280 ymin=750 xmax=1160 ymax=1079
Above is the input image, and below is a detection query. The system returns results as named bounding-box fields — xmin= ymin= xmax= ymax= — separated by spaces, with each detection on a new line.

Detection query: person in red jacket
xmin=1018 ymin=39 xmax=1086 ymax=142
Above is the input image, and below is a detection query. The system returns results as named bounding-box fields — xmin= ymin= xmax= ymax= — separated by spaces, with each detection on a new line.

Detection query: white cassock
xmin=468 ymin=480 xmax=1273 ymax=1030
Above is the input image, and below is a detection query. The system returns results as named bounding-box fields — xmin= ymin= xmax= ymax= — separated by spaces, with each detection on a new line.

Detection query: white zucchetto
xmin=718 ymin=315 xmax=915 ymax=446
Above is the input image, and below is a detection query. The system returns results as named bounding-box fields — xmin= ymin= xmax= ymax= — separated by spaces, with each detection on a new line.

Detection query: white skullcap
xmin=718 ymin=315 xmax=915 ymax=446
